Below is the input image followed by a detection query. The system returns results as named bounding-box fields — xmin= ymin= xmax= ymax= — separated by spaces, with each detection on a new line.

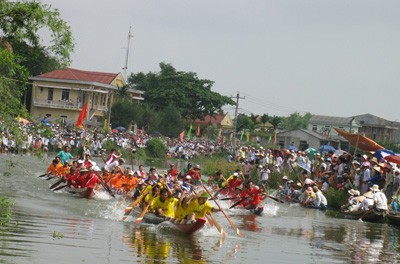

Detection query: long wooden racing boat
xmin=131 ymin=208 xmax=206 ymax=235
xmin=341 ymin=209 xmax=386 ymax=223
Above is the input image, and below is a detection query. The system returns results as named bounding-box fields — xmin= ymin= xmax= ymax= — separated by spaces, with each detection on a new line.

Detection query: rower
xmin=186 ymin=191 xmax=221 ymax=223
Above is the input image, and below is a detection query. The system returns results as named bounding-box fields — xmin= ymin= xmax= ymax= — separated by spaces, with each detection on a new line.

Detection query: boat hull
xmin=342 ymin=209 xmax=386 ymax=223
xmin=132 ymin=208 xmax=206 ymax=235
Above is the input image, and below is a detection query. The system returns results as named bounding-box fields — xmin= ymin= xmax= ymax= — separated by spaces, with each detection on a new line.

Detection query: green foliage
xmin=40 ymin=127 xmax=54 ymax=138
xmin=236 ymin=114 xmax=255 ymax=131
xmin=0 ymin=49 xmax=29 ymax=119
xmin=52 ymin=231 xmax=64 ymax=239
xmin=324 ymin=188 xmax=348 ymax=210
xmin=110 ymin=101 xmax=139 ymax=128
xmin=0 ymin=0 xmax=74 ymax=66
xmin=269 ymin=116 xmax=282 ymax=131
xmin=127 ymin=62 xmax=235 ymax=120
xmin=157 ymin=105 xmax=185 ymax=137
xmin=0 ymin=195 xmax=14 ymax=227
xmin=145 ymin=138 xmax=167 ymax=159
xmin=280 ymin=112 xmax=312 ymax=130
xmin=201 ymin=157 xmax=242 ymax=177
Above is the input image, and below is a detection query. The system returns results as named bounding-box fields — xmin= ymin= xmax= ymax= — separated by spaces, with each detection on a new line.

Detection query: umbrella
xmin=304 ymin=148 xmax=317 ymax=160
xmin=297 ymin=160 xmax=311 ymax=173
xmin=334 ymin=149 xmax=346 ymax=156
xmin=385 ymin=155 xmax=400 ymax=165
xmin=319 ymin=145 xmax=336 ymax=153
xmin=114 ymin=126 xmax=126 ymax=132
xmin=374 ymin=149 xmax=395 ymax=160
xmin=288 ymin=145 xmax=298 ymax=152
xmin=334 ymin=128 xmax=384 ymax=152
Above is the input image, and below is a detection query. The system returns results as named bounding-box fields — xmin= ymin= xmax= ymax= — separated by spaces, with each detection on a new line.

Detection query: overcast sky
xmin=39 ymin=0 xmax=400 ymax=121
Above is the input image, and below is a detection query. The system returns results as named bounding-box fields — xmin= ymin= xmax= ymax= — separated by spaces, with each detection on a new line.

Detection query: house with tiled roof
xmin=30 ymin=68 xmax=144 ymax=126
xmin=193 ymin=113 xmax=233 ymax=139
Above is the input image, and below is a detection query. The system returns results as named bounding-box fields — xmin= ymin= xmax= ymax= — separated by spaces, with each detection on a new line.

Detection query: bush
xmin=324 ymin=188 xmax=348 ymax=210
xmin=145 ymin=138 xmax=167 ymax=159
xmin=201 ymin=158 xmax=242 ymax=178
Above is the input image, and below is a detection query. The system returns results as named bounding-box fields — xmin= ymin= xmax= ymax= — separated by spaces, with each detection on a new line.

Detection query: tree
xmin=269 ymin=116 xmax=282 ymax=132
xmin=236 ymin=114 xmax=255 ymax=132
xmin=261 ymin=114 xmax=270 ymax=124
xmin=127 ymin=62 xmax=235 ymax=121
xmin=0 ymin=0 xmax=74 ymax=67
xmin=280 ymin=112 xmax=312 ymax=130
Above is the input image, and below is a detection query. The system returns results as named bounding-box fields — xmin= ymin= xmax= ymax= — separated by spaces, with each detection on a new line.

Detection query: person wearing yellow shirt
xmin=186 ymin=192 xmax=221 ymax=222
xmin=151 ymin=188 xmax=177 ymax=218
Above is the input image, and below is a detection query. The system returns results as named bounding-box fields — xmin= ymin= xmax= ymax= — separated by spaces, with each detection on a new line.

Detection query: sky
xmin=39 ymin=0 xmax=400 ymax=122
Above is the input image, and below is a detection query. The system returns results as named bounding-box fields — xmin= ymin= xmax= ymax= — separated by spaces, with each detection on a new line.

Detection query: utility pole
xmin=122 ymin=26 xmax=133 ymax=80
xmin=231 ymin=91 xmax=245 ymax=152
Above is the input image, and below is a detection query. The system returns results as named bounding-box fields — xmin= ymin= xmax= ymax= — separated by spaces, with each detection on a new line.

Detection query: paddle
xmin=208 ymin=212 xmax=226 ymax=237
xmin=217 ymin=197 xmax=237 ymax=201
xmin=136 ymin=197 xmax=154 ymax=224
xmin=52 ymin=184 xmax=68 ymax=191
xmin=122 ymin=190 xmax=150 ymax=221
xmin=49 ymin=178 xmax=65 ymax=189
xmin=267 ymin=194 xmax=285 ymax=204
xmin=46 ymin=175 xmax=57 ymax=181
xmin=99 ymin=177 xmax=115 ymax=198
xmin=201 ymin=183 xmax=242 ymax=237
xmin=229 ymin=196 xmax=248 ymax=209
xmin=38 ymin=173 xmax=49 ymax=178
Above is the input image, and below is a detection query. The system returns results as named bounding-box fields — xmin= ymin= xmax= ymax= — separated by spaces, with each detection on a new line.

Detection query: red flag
xmin=273 ymin=132 xmax=277 ymax=145
xmin=179 ymin=130 xmax=184 ymax=142
xmin=196 ymin=124 xmax=200 ymax=137
xmin=76 ymin=103 xmax=87 ymax=127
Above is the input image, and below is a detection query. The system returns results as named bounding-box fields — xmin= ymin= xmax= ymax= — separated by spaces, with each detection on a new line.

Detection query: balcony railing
xmin=33 ymin=99 xmax=108 ymax=111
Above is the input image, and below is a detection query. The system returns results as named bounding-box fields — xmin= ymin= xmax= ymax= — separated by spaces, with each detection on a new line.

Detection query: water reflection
xmin=122 ymin=224 xmax=207 ymax=263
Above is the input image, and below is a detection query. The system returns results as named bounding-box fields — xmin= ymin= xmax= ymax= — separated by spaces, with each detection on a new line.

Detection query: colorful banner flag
xmin=268 ymin=135 xmax=272 ymax=143
xmin=179 ymin=130 xmax=185 ymax=142
xmin=186 ymin=124 xmax=192 ymax=140
xmin=196 ymin=124 xmax=200 ymax=137
xmin=273 ymin=131 xmax=277 ymax=145
xmin=240 ymin=130 xmax=244 ymax=141
xmin=76 ymin=103 xmax=87 ymax=127
xmin=245 ymin=131 xmax=250 ymax=142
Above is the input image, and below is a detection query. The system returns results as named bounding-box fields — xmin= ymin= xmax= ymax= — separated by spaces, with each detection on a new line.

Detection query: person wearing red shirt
xmin=242 ymin=181 xmax=265 ymax=209
xmin=83 ymin=168 xmax=101 ymax=198
xmin=185 ymin=164 xmax=202 ymax=185
xmin=168 ymin=164 xmax=179 ymax=181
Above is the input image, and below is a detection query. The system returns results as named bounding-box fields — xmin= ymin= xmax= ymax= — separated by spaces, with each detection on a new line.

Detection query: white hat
xmin=186 ymin=175 xmax=192 ymax=180
xmin=304 ymin=178 xmax=313 ymax=185
xmin=78 ymin=160 xmax=84 ymax=164
xmin=282 ymin=176 xmax=288 ymax=180
xmin=370 ymin=184 xmax=380 ymax=192
xmin=233 ymin=172 xmax=239 ymax=177
xmin=128 ymin=171 xmax=134 ymax=175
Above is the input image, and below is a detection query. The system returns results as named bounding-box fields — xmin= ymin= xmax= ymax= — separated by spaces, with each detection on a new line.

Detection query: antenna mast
xmin=123 ymin=26 xmax=133 ymax=80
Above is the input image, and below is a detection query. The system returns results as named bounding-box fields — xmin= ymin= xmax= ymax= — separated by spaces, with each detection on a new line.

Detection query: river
xmin=0 ymin=154 xmax=399 ymax=264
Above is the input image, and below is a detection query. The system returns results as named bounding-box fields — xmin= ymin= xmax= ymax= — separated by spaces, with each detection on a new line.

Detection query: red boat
xmin=131 ymin=208 xmax=207 ymax=235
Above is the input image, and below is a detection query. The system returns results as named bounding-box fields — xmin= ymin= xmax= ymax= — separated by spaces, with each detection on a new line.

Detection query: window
xmin=61 ymin=89 xmax=70 ymax=101
xmin=312 ymin=125 xmax=317 ymax=132
xmin=47 ymin=88 xmax=54 ymax=100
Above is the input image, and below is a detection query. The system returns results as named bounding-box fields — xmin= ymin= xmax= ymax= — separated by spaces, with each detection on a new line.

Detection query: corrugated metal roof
xmin=34 ymin=68 xmax=119 ymax=85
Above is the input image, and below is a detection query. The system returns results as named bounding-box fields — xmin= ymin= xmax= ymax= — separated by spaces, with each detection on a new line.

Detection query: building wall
xmin=31 ymin=80 xmax=111 ymax=123
xmin=307 ymin=121 xmax=359 ymax=137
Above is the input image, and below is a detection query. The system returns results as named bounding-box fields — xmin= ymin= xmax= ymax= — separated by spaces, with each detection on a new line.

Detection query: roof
xmin=194 ymin=114 xmax=225 ymax=125
xmin=278 ymin=128 xmax=342 ymax=141
xmin=33 ymin=68 xmax=119 ymax=85
xmin=352 ymin=113 xmax=398 ymax=129
xmin=309 ymin=115 xmax=355 ymax=126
